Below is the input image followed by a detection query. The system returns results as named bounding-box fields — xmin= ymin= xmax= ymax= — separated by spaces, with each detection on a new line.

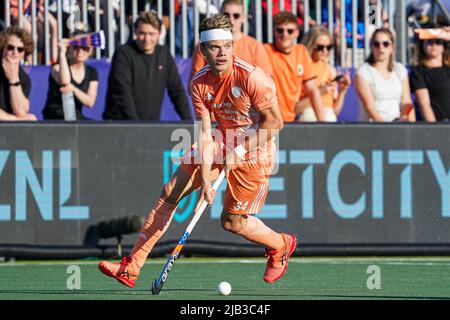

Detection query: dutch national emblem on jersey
xmin=206 ymin=92 xmax=214 ymax=101
xmin=231 ymin=86 xmax=241 ymax=98
xmin=297 ymin=64 xmax=304 ymax=76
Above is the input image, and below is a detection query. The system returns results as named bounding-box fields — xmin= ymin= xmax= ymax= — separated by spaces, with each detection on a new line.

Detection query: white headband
xmin=200 ymin=29 xmax=233 ymax=43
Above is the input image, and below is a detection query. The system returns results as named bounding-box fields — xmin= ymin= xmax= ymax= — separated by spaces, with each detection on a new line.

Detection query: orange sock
xmin=130 ymin=198 xmax=178 ymax=269
xmin=237 ymin=215 xmax=284 ymax=251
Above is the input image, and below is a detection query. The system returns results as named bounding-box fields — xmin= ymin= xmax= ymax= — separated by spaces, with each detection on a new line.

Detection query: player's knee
xmin=221 ymin=213 xmax=245 ymax=234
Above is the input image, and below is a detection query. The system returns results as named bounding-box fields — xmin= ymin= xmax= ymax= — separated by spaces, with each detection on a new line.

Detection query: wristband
xmin=233 ymin=145 xmax=247 ymax=158
xmin=9 ymin=81 xmax=21 ymax=86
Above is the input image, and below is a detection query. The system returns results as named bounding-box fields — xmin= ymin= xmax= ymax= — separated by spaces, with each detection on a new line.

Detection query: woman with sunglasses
xmin=42 ymin=30 xmax=99 ymax=120
xmin=354 ymin=28 xmax=415 ymax=122
xmin=296 ymin=26 xmax=351 ymax=121
xmin=0 ymin=26 xmax=36 ymax=121
xmin=410 ymin=26 xmax=450 ymax=122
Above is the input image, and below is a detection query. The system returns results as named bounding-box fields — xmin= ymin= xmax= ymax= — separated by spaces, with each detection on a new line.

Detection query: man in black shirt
xmin=103 ymin=11 xmax=192 ymax=121
xmin=0 ymin=26 xmax=36 ymax=121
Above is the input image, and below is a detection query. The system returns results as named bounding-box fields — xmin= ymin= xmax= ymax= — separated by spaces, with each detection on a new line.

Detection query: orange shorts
xmin=179 ymin=142 xmax=274 ymax=215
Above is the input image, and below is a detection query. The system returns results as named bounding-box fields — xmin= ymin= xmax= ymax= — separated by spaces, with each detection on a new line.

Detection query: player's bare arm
xmin=225 ymin=104 xmax=284 ymax=177
xmin=248 ymin=104 xmax=284 ymax=152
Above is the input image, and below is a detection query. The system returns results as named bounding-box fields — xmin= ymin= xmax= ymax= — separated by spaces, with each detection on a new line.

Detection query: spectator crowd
xmin=0 ymin=0 xmax=449 ymax=123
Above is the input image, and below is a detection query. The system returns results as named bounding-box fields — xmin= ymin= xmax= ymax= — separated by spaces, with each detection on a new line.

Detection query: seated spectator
xmin=42 ymin=30 xmax=99 ymax=120
xmin=411 ymin=27 xmax=450 ymax=122
xmin=260 ymin=0 xmax=316 ymax=39
xmin=354 ymin=28 xmax=415 ymax=122
xmin=123 ymin=0 xmax=170 ymax=45
xmin=190 ymin=0 xmax=273 ymax=83
xmin=264 ymin=11 xmax=325 ymax=122
xmin=410 ymin=26 xmax=450 ymax=122
xmin=296 ymin=26 xmax=351 ymax=121
xmin=0 ymin=26 xmax=36 ymax=121
xmin=103 ymin=11 xmax=192 ymax=121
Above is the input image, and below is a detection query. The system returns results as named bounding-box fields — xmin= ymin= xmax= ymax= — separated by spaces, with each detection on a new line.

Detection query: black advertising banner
xmin=1 ymin=123 xmax=450 ymax=255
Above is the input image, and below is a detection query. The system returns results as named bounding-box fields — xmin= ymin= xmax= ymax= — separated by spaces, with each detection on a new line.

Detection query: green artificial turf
xmin=1 ymin=257 xmax=450 ymax=300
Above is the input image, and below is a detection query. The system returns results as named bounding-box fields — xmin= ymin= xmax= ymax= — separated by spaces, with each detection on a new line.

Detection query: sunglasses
xmin=6 ymin=44 xmax=25 ymax=53
xmin=371 ymin=40 xmax=391 ymax=48
xmin=223 ymin=12 xmax=241 ymax=20
xmin=72 ymin=45 xmax=90 ymax=52
xmin=424 ymin=39 xmax=444 ymax=46
xmin=276 ymin=28 xmax=296 ymax=35
xmin=315 ymin=44 xmax=333 ymax=52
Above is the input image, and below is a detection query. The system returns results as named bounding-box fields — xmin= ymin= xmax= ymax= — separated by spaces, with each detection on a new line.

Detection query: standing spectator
xmin=176 ymin=0 xmax=219 ymax=56
xmin=48 ymin=0 xmax=81 ymax=38
xmin=264 ymin=11 xmax=325 ymax=122
xmin=410 ymin=26 xmax=450 ymax=122
xmin=10 ymin=0 xmax=59 ymax=64
xmin=103 ymin=11 xmax=192 ymax=120
xmin=42 ymin=30 xmax=99 ymax=120
xmin=190 ymin=0 xmax=273 ymax=83
xmin=321 ymin=0 xmax=365 ymax=47
xmin=0 ymin=26 xmax=36 ymax=121
xmin=354 ymin=28 xmax=415 ymax=122
xmin=296 ymin=26 xmax=351 ymax=121
xmin=407 ymin=0 xmax=450 ymax=26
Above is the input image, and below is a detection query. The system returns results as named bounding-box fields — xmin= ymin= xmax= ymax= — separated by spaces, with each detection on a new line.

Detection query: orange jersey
xmin=190 ymin=35 xmax=274 ymax=82
xmin=190 ymin=56 xmax=278 ymax=160
xmin=300 ymin=60 xmax=336 ymax=108
xmin=264 ymin=43 xmax=316 ymax=122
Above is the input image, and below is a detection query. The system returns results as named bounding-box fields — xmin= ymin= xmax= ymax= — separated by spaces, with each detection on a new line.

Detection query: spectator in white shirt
xmin=354 ymin=28 xmax=416 ymax=122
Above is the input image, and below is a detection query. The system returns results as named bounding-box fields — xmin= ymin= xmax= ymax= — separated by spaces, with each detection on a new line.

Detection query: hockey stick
xmin=151 ymin=170 xmax=226 ymax=295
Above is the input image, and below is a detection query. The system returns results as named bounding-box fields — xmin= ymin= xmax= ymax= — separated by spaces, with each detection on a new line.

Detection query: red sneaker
xmin=263 ymin=234 xmax=297 ymax=283
xmin=98 ymin=256 xmax=140 ymax=288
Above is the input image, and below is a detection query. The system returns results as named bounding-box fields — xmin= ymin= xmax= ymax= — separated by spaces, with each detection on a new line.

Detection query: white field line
xmin=2 ymin=257 xmax=450 ymax=267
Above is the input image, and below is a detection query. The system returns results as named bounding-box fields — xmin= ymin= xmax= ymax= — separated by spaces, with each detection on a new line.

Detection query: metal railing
xmin=2 ymin=0 xmax=449 ymax=67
